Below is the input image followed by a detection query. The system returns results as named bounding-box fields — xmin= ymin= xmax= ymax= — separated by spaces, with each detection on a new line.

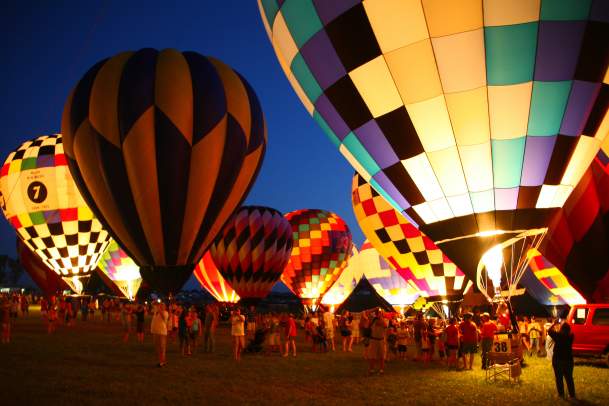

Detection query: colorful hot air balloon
xmin=97 ymin=240 xmax=142 ymax=300
xmin=540 ymin=158 xmax=609 ymax=303
xmin=0 ymin=135 xmax=111 ymax=294
xmin=360 ymin=240 xmax=420 ymax=306
xmin=282 ymin=209 xmax=352 ymax=307
xmin=352 ymin=173 xmax=470 ymax=301
xmin=61 ymin=49 xmax=266 ymax=293
xmin=194 ymin=251 xmax=239 ymax=303
xmin=210 ymin=206 xmax=292 ymax=304
xmin=321 ymin=246 xmax=360 ymax=306
xmin=260 ymin=1 xmax=609 ymax=292
xmin=16 ymin=239 xmax=69 ymax=296
xmin=520 ymin=248 xmax=586 ymax=306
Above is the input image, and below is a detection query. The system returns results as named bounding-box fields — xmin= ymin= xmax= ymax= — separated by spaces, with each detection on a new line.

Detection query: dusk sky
xmin=0 ymin=0 xmax=365 ymax=268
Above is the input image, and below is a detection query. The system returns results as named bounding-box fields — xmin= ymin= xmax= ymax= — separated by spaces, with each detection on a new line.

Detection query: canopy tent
xmin=336 ymin=276 xmax=394 ymax=314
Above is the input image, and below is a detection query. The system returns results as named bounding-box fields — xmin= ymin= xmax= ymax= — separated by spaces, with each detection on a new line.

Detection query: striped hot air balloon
xmin=352 ymin=173 xmax=470 ymax=301
xmin=193 ymin=251 xmax=239 ymax=303
xmin=281 ymin=209 xmax=352 ymax=307
xmin=0 ymin=135 xmax=111 ymax=294
xmin=210 ymin=206 xmax=292 ymax=304
xmin=259 ymin=0 xmax=609 ymax=290
xmin=61 ymin=49 xmax=266 ymax=293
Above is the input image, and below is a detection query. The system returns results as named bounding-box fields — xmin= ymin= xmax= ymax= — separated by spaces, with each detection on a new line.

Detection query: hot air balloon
xmin=0 ymin=135 xmax=111 ymax=294
xmin=210 ymin=206 xmax=292 ymax=304
xmin=281 ymin=209 xmax=352 ymax=308
xmin=61 ymin=49 xmax=266 ymax=293
xmin=97 ymin=240 xmax=142 ymax=300
xmin=352 ymin=173 xmax=470 ymax=301
xmin=16 ymin=239 xmax=69 ymax=296
xmin=260 ymin=1 xmax=609 ymax=301
xmin=520 ymin=248 xmax=586 ymax=306
xmin=360 ymin=240 xmax=420 ymax=307
xmin=321 ymin=246 xmax=360 ymax=307
xmin=193 ymin=251 xmax=239 ymax=303
xmin=540 ymin=158 xmax=609 ymax=303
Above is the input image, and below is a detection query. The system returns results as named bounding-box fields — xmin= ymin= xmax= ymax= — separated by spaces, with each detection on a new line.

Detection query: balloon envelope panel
xmin=360 ymin=240 xmax=419 ymax=306
xmin=541 ymin=159 xmax=609 ymax=302
xmin=281 ymin=209 xmax=352 ymax=304
xmin=321 ymin=246 xmax=360 ymax=306
xmin=97 ymin=240 xmax=142 ymax=299
xmin=210 ymin=206 xmax=292 ymax=300
xmin=352 ymin=173 xmax=469 ymax=300
xmin=0 ymin=134 xmax=111 ymax=278
xmin=194 ymin=251 xmax=239 ymax=303
xmin=260 ymin=0 xmax=609 ymax=278
xmin=61 ymin=49 xmax=266 ymax=292
xmin=16 ymin=238 xmax=69 ymax=296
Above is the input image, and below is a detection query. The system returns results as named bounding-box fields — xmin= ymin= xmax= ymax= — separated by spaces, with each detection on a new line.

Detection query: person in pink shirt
xmin=284 ymin=313 xmax=297 ymax=357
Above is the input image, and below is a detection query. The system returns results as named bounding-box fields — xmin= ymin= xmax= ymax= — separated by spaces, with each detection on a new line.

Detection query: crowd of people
xmin=1 ymin=291 xmax=578 ymax=399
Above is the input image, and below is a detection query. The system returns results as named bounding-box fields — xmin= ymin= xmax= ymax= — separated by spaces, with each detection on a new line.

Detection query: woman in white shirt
xmin=151 ymin=303 xmax=169 ymax=367
xmin=231 ymin=308 xmax=246 ymax=361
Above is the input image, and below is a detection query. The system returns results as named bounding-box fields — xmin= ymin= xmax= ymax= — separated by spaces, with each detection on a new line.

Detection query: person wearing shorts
xmin=445 ymin=318 xmax=459 ymax=370
xmin=367 ymin=309 xmax=388 ymax=375
xmin=459 ymin=313 xmax=478 ymax=370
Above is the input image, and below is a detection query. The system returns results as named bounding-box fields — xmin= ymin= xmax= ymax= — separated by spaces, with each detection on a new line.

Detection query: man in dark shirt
xmin=547 ymin=321 xmax=575 ymax=399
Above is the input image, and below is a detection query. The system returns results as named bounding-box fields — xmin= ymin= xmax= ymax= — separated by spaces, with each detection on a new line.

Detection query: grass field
xmin=1 ymin=308 xmax=608 ymax=405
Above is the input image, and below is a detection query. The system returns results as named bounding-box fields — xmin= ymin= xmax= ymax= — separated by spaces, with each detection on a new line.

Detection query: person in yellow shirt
xmin=527 ymin=316 xmax=542 ymax=357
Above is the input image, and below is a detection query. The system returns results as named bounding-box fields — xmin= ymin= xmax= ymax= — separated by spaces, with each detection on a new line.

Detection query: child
xmin=397 ymin=322 xmax=409 ymax=360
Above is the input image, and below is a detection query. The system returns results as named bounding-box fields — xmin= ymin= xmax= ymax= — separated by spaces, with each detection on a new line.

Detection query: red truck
xmin=565 ymin=304 xmax=609 ymax=367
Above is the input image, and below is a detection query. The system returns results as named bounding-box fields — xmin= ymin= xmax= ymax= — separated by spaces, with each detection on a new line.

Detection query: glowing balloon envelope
xmin=260 ymin=1 xmax=609 ymax=290
xmin=210 ymin=206 xmax=292 ymax=303
xmin=16 ymin=238 xmax=69 ymax=296
xmin=194 ymin=251 xmax=239 ymax=303
xmin=97 ymin=240 xmax=142 ymax=300
xmin=352 ymin=173 xmax=470 ymax=300
xmin=281 ymin=209 xmax=352 ymax=307
xmin=0 ymin=134 xmax=111 ymax=294
xmin=321 ymin=246 xmax=360 ymax=306
xmin=61 ymin=48 xmax=266 ymax=293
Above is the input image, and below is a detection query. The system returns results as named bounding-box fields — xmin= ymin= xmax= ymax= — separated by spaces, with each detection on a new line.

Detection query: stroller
xmin=245 ymin=327 xmax=268 ymax=353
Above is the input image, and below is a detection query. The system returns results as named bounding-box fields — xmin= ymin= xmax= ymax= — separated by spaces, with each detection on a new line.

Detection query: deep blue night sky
xmin=0 ymin=1 xmax=365 ymax=288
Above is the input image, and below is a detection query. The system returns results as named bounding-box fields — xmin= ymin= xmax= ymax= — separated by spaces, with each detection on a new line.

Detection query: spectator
xmin=367 ymin=308 xmax=388 ymax=375
xmin=150 ymin=303 xmax=169 ymax=367
xmin=323 ymin=309 xmax=336 ymax=351
xmin=203 ymin=304 xmax=217 ymax=353
xmin=1 ymin=297 xmax=11 ymax=344
xmin=528 ymin=316 xmax=542 ymax=357
xmin=340 ymin=312 xmax=353 ymax=352
xmin=231 ymin=308 xmax=246 ymax=361
xmin=135 ymin=303 xmax=145 ymax=344
xmin=459 ymin=313 xmax=478 ymax=370
xmin=284 ymin=313 xmax=297 ymax=357
xmin=445 ymin=317 xmax=459 ymax=370
xmin=548 ymin=321 xmax=576 ymax=400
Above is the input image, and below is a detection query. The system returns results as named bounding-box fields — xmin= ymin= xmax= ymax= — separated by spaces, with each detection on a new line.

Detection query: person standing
xmin=528 ymin=316 xmax=542 ymax=357
xmin=459 ymin=313 xmax=478 ymax=370
xmin=480 ymin=313 xmax=497 ymax=369
xmin=135 ymin=303 xmax=145 ymax=343
xmin=1 ymin=297 xmax=11 ymax=344
xmin=203 ymin=304 xmax=217 ymax=353
xmin=151 ymin=303 xmax=169 ymax=367
xmin=284 ymin=313 xmax=297 ymax=357
xmin=367 ymin=309 xmax=388 ymax=375
xmin=323 ymin=309 xmax=336 ymax=351
xmin=548 ymin=321 xmax=576 ymax=400
xmin=231 ymin=308 xmax=246 ymax=361
xmin=445 ymin=318 xmax=460 ymax=370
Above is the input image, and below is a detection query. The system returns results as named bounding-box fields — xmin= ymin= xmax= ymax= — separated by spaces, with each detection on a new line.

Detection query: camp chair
xmin=485 ymin=352 xmax=521 ymax=384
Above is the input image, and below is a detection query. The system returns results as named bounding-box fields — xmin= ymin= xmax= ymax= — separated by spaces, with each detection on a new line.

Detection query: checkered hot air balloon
xmin=97 ymin=240 xmax=142 ymax=300
xmin=210 ymin=206 xmax=292 ymax=304
xmin=259 ymin=0 xmax=609 ymax=289
xmin=281 ymin=209 xmax=352 ymax=307
xmin=16 ymin=238 xmax=69 ymax=297
xmin=0 ymin=135 xmax=111 ymax=294
xmin=194 ymin=251 xmax=239 ymax=303
xmin=352 ymin=173 xmax=470 ymax=301
xmin=359 ymin=240 xmax=420 ymax=306
xmin=61 ymin=49 xmax=266 ymax=293
xmin=321 ymin=245 xmax=360 ymax=306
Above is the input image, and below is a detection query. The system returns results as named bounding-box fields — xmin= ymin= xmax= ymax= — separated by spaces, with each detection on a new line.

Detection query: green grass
xmin=1 ymin=308 xmax=608 ymax=405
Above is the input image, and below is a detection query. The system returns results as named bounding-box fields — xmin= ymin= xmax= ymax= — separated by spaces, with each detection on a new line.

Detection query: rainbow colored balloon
xmin=97 ymin=240 xmax=142 ymax=300
xmin=282 ymin=209 xmax=352 ymax=307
